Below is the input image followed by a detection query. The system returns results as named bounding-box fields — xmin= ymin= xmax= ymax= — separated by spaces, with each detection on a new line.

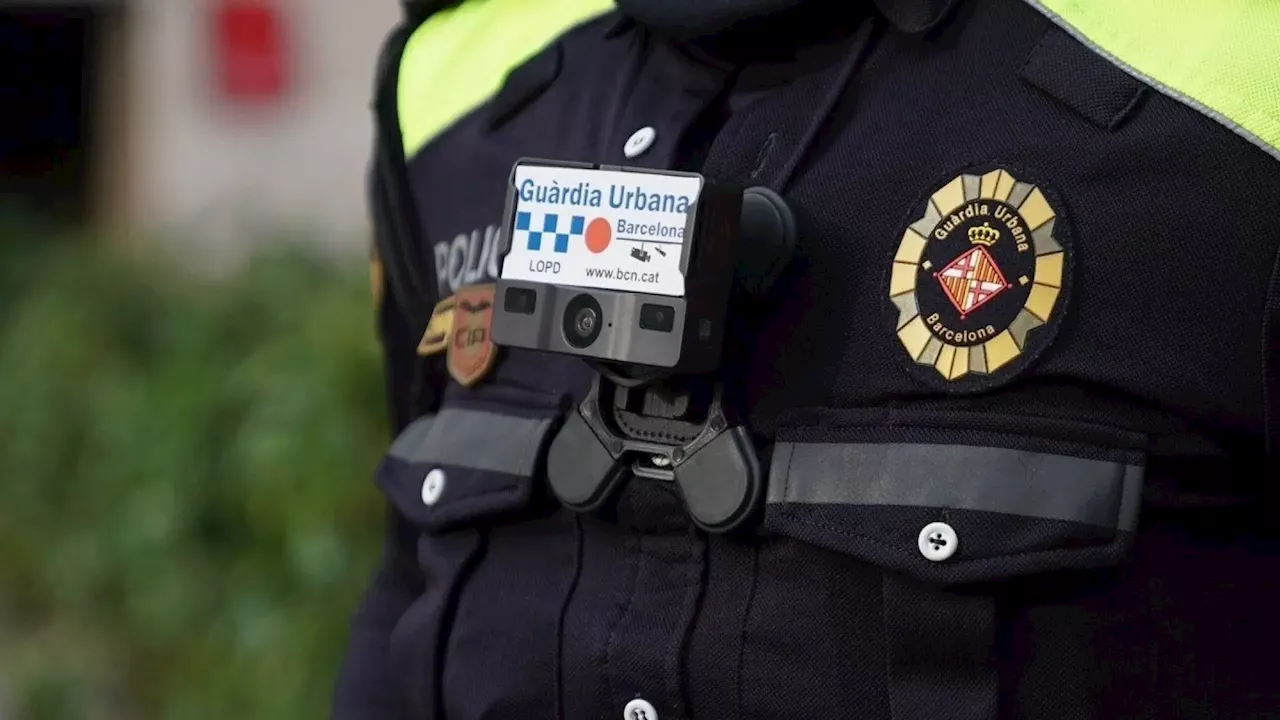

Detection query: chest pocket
xmin=376 ymin=383 xmax=574 ymax=720
xmin=745 ymin=407 xmax=1146 ymax=720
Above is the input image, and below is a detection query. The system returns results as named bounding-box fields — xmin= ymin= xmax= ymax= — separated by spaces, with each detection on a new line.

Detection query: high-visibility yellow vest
xmin=396 ymin=0 xmax=614 ymax=159
xmin=395 ymin=1 xmax=1278 ymax=161
xmin=1025 ymin=0 xmax=1279 ymax=160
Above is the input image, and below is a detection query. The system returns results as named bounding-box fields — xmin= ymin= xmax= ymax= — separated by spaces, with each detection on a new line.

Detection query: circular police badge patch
xmin=887 ymin=168 xmax=1072 ymax=391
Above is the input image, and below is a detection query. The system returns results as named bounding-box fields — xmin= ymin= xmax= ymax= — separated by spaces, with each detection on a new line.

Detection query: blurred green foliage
xmin=0 ymin=235 xmax=388 ymax=720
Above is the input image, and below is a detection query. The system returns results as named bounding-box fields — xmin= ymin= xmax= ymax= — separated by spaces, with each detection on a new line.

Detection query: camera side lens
xmin=638 ymin=303 xmax=675 ymax=333
xmin=503 ymin=286 xmax=537 ymax=315
xmin=562 ymin=294 xmax=604 ymax=349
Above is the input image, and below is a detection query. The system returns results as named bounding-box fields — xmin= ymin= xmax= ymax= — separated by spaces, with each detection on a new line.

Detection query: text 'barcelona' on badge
xmin=417 ymin=295 xmax=456 ymax=357
xmin=447 ymin=284 xmax=498 ymax=387
xmin=887 ymin=168 xmax=1072 ymax=391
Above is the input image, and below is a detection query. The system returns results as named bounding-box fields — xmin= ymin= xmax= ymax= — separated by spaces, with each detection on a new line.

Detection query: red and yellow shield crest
xmin=447 ymin=284 xmax=498 ymax=387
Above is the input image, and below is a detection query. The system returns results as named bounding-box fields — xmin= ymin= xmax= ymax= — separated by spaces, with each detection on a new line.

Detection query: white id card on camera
xmin=499 ymin=163 xmax=702 ymax=298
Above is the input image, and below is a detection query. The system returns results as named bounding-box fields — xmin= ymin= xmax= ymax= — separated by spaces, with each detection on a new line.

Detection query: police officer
xmin=337 ymin=0 xmax=1280 ymax=718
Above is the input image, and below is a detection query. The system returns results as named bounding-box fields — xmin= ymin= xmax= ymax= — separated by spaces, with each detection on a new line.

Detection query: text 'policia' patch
xmin=888 ymin=168 xmax=1072 ymax=391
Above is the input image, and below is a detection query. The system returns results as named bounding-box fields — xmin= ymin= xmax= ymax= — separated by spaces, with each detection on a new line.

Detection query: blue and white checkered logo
xmin=514 ymin=211 xmax=585 ymax=254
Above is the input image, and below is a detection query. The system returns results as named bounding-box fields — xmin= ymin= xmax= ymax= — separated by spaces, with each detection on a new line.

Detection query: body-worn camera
xmin=491 ymin=159 xmax=744 ymax=374
xmin=489 ymin=158 xmax=796 ymax=533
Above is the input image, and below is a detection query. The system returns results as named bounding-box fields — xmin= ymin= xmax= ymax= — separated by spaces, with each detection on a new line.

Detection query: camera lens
xmin=562 ymin=294 xmax=604 ymax=349
xmin=574 ymin=308 xmax=597 ymax=336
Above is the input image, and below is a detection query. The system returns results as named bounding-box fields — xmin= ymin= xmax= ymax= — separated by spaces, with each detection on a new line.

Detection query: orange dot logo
xmin=585 ymin=218 xmax=612 ymax=254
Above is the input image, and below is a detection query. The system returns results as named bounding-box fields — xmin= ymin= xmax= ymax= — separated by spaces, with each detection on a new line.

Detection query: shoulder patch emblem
xmin=887 ymin=168 xmax=1072 ymax=391
xmin=447 ymin=284 xmax=498 ymax=387
xmin=418 ymin=295 xmax=456 ymax=357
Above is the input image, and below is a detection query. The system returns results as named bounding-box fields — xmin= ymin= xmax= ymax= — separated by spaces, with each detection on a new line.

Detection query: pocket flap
xmin=766 ymin=439 xmax=1145 ymax=586
xmin=378 ymin=400 xmax=561 ymax=533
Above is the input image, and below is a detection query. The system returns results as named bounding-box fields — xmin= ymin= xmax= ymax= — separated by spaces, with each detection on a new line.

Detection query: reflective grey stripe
xmin=768 ymin=442 xmax=1144 ymax=531
xmin=388 ymin=408 xmax=553 ymax=477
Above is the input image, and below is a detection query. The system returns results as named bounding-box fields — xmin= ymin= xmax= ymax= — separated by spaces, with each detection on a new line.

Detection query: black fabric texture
xmin=441 ymin=513 xmax=583 ymax=719
xmin=883 ymin=576 xmax=997 ymax=720
xmin=614 ymin=0 xmax=807 ymax=37
xmin=615 ymin=0 xmax=960 ymax=37
xmin=1019 ymin=28 xmax=1147 ymax=130
xmin=1000 ymin=506 xmax=1280 ymax=718
xmin=873 ymin=0 xmax=962 ymax=33
xmin=736 ymin=534 xmax=891 ymax=719
xmin=389 ymin=528 xmax=482 ymax=717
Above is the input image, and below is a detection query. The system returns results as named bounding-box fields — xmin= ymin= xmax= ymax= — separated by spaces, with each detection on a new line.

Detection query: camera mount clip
xmin=489 ymin=159 xmax=797 ymax=533
xmin=547 ymin=372 xmax=762 ymax=533
xmin=542 ymin=184 xmax=795 ymax=534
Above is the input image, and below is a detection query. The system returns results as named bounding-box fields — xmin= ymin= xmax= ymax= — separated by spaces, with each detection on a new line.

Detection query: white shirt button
xmin=918 ymin=521 xmax=958 ymax=562
xmin=421 ymin=469 xmax=446 ymax=506
xmin=623 ymin=697 xmax=658 ymax=720
xmin=623 ymin=126 xmax=657 ymax=158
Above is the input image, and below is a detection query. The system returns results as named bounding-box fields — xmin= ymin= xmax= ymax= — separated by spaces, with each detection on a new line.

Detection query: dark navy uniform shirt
xmin=336 ymin=1 xmax=1280 ymax=718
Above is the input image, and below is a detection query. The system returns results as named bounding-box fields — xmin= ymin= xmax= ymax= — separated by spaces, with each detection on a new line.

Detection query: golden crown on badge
xmin=967 ymin=222 xmax=1000 ymax=247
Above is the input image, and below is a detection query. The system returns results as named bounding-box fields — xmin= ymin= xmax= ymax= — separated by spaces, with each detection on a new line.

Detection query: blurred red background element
xmin=213 ymin=0 xmax=291 ymax=104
